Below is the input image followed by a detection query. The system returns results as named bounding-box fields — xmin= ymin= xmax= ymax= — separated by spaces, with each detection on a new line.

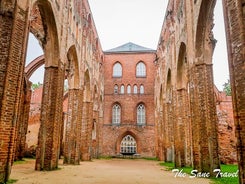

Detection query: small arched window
xmin=136 ymin=62 xmax=146 ymax=77
xmin=120 ymin=85 xmax=125 ymax=94
xmin=112 ymin=104 xmax=121 ymax=124
xmin=113 ymin=62 xmax=122 ymax=77
xmin=133 ymin=85 xmax=138 ymax=94
xmin=137 ymin=104 xmax=145 ymax=125
xmin=140 ymin=85 xmax=144 ymax=94
xmin=127 ymin=85 xmax=131 ymax=94
xmin=114 ymin=85 xmax=118 ymax=94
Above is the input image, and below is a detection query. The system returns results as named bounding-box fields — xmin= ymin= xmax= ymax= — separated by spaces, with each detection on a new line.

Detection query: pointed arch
xmin=67 ymin=45 xmax=79 ymax=89
xmin=195 ymin=1 xmax=216 ymax=63
xmin=84 ymin=69 xmax=91 ymax=101
xmin=33 ymin=0 xmax=60 ymax=67
xmin=177 ymin=42 xmax=187 ymax=89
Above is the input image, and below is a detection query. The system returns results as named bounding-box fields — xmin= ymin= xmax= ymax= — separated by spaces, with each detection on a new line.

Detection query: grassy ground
xmin=160 ymin=162 xmax=239 ymax=184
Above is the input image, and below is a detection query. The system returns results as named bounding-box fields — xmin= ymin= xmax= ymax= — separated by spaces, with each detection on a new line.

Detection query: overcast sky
xmin=26 ymin=0 xmax=229 ymax=91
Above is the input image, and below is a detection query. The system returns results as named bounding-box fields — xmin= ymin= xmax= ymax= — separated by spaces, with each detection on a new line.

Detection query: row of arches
xmin=112 ymin=103 xmax=146 ymax=125
xmin=114 ymin=84 xmax=144 ymax=94
xmin=0 ymin=0 xmax=104 ymax=183
xmin=113 ymin=61 xmax=146 ymax=77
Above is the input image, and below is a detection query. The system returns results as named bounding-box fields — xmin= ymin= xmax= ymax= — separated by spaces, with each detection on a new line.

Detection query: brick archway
xmin=116 ymin=131 xmax=141 ymax=155
xmin=25 ymin=55 xmax=45 ymax=80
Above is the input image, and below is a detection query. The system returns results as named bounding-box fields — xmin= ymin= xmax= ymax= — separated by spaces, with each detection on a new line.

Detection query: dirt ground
xmin=10 ymin=159 xmax=211 ymax=184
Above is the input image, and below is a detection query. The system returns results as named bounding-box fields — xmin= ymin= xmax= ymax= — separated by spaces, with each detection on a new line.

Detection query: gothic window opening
xmin=127 ymin=85 xmax=131 ymax=94
xmin=113 ymin=62 xmax=122 ymax=77
xmin=136 ymin=62 xmax=146 ymax=77
xmin=140 ymin=85 xmax=144 ymax=94
xmin=114 ymin=85 xmax=118 ymax=94
xmin=120 ymin=85 xmax=125 ymax=94
xmin=137 ymin=104 xmax=145 ymax=125
xmin=133 ymin=85 xmax=138 ymax=94
xmin=120 ymin=135 xmax=137 ymax=155
xmin=112 ymin=104 xmax=121 ymax=124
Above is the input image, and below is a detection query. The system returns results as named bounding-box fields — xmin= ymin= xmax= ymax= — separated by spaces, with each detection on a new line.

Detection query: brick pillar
xmin=81 ymin=102 xmax=93 ymax=161
xmin=174 ymin=89 xmax=188 ymax=167
xmin=158 ymin=108 xmax=165 ymax=161
xmin=91 ymin=110 xmax=99 ymax=158
xmin=189 ymin=63 xmax=220 ymax=174
xmin=222 ymin=0 xmax=245 ymax=183
xmin=0 ymin=3 xmax=29 ymax=183
xmin=14 ymin=80 xmax=32 ymax=160
xmin=166 ymin=102 xmax=174 ymax=162
xmin=63 ymin=89 xmax=83 ymax=164
xmin=35 ymin=64 xmax=65 ymax=171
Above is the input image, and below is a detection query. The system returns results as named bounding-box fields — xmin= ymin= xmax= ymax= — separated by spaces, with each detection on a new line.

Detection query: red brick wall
xmin=102 ymin=51 xmax=156 ymax=157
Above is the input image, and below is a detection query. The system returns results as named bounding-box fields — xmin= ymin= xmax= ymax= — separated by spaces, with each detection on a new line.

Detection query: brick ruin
xmin=0 ymin=0 xmax=244 ymax=183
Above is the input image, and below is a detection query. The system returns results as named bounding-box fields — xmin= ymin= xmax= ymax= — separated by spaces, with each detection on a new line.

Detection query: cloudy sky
xmin=26 ymin=0 xmax=229 ymax=90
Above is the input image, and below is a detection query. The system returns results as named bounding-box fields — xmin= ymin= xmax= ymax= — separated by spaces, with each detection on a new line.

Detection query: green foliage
xmin=31 ymin=82 xmax=42 ymax=90
xmin=223 ymin=79 xmax=231 ymax=96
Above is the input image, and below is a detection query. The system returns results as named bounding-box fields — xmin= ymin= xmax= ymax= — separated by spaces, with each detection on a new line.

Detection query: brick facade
xmin=0 ymin=0 xmax=245 ymax=183
xmin=102 ymin=50 xmax=156 ymax=157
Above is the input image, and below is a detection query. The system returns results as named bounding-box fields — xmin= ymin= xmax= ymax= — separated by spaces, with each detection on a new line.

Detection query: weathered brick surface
xmin=35 ymin=65 xmax=65 ymax=171
xmin=102 ymin=52 xmax=156 ymax=157
xmin=0 ymin=2 xmax=29 ymax=182
xmin=63 ymin=89 xmax=83 ymax=164
xmin=222 ymin=0 xmax=245 ymax=182
xmin=0 ymin=0 xmax=244 ymax=183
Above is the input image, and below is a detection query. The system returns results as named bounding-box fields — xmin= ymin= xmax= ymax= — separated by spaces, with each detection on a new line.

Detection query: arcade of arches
xmin=0 ymin=0 xmax=244 ymax=184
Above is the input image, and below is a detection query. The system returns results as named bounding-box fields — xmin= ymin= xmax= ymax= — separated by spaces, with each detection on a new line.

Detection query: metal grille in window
xmin=120 ymin=135 xmax=137 ymax=154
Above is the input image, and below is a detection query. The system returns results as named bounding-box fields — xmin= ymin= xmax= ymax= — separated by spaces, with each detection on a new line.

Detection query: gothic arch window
xmin=120 ymin=135 xmax=137 ymax=154
xmin=137 ymin=104 xmax=145 ymax=125
xmin=133 ymin=85 xmax=138 ymax=94
xmin=113 ymin=62 xmax=122 ymax=77
xmin=127 ymin=85 xmax=131 ymax=94
xmin=120 ymin=85 xmax=125 ymax=94
xmin=114 ymin=85 xmax=118 ymax=94
xmin=140 ymin=85 xmax=144 ymax=94
xmin=112 ymin=104 xmax=121 ymax=124
xmin=136 ymin=62 xmax=146 ymax=77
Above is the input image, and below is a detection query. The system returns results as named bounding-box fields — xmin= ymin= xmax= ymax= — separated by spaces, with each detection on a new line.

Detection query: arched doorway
xmin=120 ymin=135 xmax=137 ymax=155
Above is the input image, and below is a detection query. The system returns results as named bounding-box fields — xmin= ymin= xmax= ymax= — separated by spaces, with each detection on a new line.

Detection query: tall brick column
xmin=189 ymin=63 xmax=220 ymax=174
xmin=222 ymin=0 xmax=245 ymax=183
xmin=14 ymin=80 xmax=32 ymax=160
xmin=35 ymin=64 xmax=65 ymax=171
xmin=91 ymin=110 xmax=99 ymax=158
xmin=81 ymin=102 xmax=93 ymax=161
xmin=165 ymin=103 xmax=174 ymax=162
xmin=63 ymin=89 xmax=83 ymax=164
xmin=0 ymin=2 xmax=29 ymax=183
xmin=175 ymin=89 xmax=189 ymax=167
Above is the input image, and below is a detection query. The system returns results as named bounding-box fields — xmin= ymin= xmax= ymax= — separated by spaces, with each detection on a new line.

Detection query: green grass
xmin=142 ymin=157 xmax=158 ymax=161
xmin=160 ymin=162 xmax=239 ymax=184
xmin=159 ymin=162 xmax=193 ymax=173
xmin=98 ymin=156 xmax=113 ymax=160
xmin=13 ymin=159 xmax=27 ymax=165
xmin=211 ymin=164 xmax=239 ymax=184
xmin=6 ymin=179 xmax=18 ymax=184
